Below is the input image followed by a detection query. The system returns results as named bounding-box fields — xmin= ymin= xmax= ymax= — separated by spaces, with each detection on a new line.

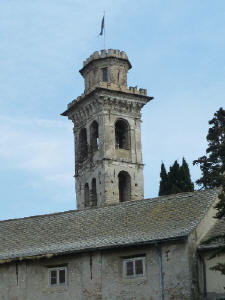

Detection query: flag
xmin=99 ymin=16 xmax=104 ymax=36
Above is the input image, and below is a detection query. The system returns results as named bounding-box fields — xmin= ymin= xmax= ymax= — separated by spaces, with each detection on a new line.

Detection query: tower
xmin=62 ymin=49 xmax=153 ymax=209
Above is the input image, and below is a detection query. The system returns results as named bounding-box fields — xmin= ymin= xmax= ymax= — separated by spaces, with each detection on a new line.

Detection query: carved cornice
xmin=101 ymin=96 xmax=145 ymax=117
xmin=67 ymin=89 xmax=152 ymax=127
xmin=62 ymin=87 xmax=153 ymax=119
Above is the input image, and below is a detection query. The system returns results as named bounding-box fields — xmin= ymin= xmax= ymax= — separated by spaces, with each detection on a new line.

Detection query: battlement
xmin=67 ymin=83 xmax=147 ymax=109
xmin=82 ymin=49 xmax=130 ymax=69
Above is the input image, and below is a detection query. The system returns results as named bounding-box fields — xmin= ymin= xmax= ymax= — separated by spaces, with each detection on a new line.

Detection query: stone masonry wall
xmin=0 ymin=242 xmax=192 ymax=300
xmin=73 ymin=92 xmax=145 ymax=208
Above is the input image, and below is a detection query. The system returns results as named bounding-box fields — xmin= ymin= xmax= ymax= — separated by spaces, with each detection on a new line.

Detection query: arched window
xmin=84 ymin=183 xmax=89 ymax=207
xmin=79 ymin=128 xmax=88 ymax=161
xmin=91 ymin=178 xmax=97 ymax=207
xmin=115 ymin=119 xmax=130 ymax=150
xmin=90 ymin=121 xmax=99 ymax=152
xmin=118 ymin=171 xmax=131 ymax=202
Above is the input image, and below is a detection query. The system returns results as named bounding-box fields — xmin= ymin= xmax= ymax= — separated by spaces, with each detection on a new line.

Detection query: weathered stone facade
xmin=62 ymin=49 xmax=153 ymax=209
xmin=0 ymin=242 xmax=192 ymax=300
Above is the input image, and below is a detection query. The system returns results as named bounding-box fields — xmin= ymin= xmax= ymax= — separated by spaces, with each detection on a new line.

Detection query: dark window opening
xmin=50 ymin=270 xmax=57 ymax=285
xmin=115 ymin=119 xmax=130 ymax=150
xmin=59 ymin=269 xmax=66 ymax=284
xmin=118 ymin=171 xmax=131 ymax=202
xmin=135 ymin=259 xmax=144 ymax=275
xmin=79 ymin=128 xmax=88 ymax=162
xmin=102 ymin=67 xmax=108 ymax=82
xmin=91 ymin=178 xmax=97 ymax=207
xmin=126 ymin=261 xmax=134 ymax=276
xmin=48 ymin=267 xmax=66 ymax=286
xmin=84 ymin=183 xmax=90 ymax=207
xmin=90 ymin=121 xmax=99 ymax=152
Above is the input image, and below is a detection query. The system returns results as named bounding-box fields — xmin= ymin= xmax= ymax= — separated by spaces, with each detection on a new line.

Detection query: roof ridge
xmin=0 ymin=188 xmax=219 ymax=224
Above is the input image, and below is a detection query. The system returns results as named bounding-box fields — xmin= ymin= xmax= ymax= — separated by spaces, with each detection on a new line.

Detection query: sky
xmin=0 ymin=0 xmax=225 ymax=220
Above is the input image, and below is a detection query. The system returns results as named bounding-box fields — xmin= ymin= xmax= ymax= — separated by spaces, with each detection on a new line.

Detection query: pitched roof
xmin=0 ymin=189 xmax=219 ymax=262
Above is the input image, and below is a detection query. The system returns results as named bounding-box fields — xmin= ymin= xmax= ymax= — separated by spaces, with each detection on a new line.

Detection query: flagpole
xmin=104 ymin=11 xmax=106 ymax=49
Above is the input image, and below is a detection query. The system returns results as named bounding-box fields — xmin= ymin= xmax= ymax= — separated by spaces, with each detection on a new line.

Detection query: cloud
xmin=0 ymin=116 xmax=74 ymax=186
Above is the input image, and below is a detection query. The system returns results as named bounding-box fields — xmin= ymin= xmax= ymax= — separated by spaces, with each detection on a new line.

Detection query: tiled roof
xmin=0 ymin=189 xmax=219 ymax=262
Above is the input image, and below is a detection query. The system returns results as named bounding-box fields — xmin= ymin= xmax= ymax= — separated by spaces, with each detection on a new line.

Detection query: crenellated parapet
xmin=66 ymin=83 xmax=148 ymax=110
xmin=79 ymin=49 xmax=132 ymax=93
xmin=81 ymin=49 xmax=131 ymax=70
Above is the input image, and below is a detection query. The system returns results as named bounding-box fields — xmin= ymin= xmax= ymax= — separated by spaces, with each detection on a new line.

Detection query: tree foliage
xmin=193 ymin=107 xmax=225 ymax=218
xmin=159 ymin=162 xmax=168 ymax=196
xmin=194 ymin=108 xmax=225 ymax=279
xmin=193 ymin=107 xmax=225 ymax=189
xmin=159 ymin=158 xmax=194 ymax=196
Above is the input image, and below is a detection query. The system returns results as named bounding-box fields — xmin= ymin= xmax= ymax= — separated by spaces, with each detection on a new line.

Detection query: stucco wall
xmin=200 ymin=251 xmax=225 ymax=300
xmin=0 ymin=242 xmax=192 ymax=300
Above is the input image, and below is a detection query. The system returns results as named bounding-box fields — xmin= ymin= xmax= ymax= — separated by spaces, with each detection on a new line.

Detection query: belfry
xmin=62 ymin=49 xmax=153 ymax=209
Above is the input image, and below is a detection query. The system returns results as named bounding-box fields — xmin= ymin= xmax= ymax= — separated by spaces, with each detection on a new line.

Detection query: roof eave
xmin=0 ymin=235 xmax=187 ymax=265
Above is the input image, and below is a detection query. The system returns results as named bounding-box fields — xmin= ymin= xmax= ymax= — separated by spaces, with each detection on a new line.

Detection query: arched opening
xmin=90 ymin=121 xmax=99 ymax=152
xmin=91 ymin=178 xmax=97 ymax=207
xmin=84 ymin=183 xmax=89 ymax=207
xmin=115 ymin=119 xmax=130 ymax=150
xmin=79 ymin=128 xmax=88 ymax=161
xmin=118 ymin=171 xmax=131 ymax=202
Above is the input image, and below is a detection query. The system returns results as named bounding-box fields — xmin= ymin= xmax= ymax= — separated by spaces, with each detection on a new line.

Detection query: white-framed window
xmin=48 ymin=266 xmax=67 ymax=286
xmin=123 ymin=256 xmax=145 ymax=279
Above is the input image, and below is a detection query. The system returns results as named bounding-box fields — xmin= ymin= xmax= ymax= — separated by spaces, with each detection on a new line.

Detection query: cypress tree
xmin=159 ymin=162 xmax=168 ymax=196
xmin=167 ymin=160 xmax=182 ymax=194
xmin=158 ymin=159 xmax=194 ymax=196
xmin=179 ymin=158 xmax=194 ymax=192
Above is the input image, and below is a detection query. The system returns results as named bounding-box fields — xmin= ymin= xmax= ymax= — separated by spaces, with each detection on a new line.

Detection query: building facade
xmin=0 ymin=49 xmax=225 ymax=300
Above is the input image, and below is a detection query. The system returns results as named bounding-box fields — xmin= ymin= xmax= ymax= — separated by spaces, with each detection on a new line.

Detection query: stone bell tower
xmin=62 ymin=49 xmax=153 ymax=209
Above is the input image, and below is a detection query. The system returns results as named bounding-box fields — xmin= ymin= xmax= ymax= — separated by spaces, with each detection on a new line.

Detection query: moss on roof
xmin=0 ymin=189 xmax=219 ymax=262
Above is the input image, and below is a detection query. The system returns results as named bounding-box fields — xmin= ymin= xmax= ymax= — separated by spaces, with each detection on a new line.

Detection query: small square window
xmin=48 ymin=267 xmax=67 ymax=286
xmin=123 ymin=257 xmax=145 ymax=279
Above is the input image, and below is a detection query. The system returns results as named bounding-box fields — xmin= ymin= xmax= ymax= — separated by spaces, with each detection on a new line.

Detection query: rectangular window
xmin=123 ymin=257 xmax=145 ymax=279
xmin=102 ymin=67 xmax=108 ymax=82
xmin=48 ymin=267 xmax=67 ymax=286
